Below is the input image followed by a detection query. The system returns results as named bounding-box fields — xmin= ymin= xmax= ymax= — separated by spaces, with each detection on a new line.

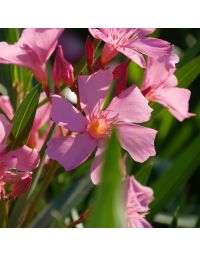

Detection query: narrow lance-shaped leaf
xmin=7 ymin=85 xmax=41 ymax=150
xmin=149 ymin=134 xmax=200 ymax=218
xmin=29 ymin=174 xmax=93 ymax=228
xmin=175 ymin=55 xmax=200 ymax=88
xmin=86 ymin=129 xmax=126 ymax=228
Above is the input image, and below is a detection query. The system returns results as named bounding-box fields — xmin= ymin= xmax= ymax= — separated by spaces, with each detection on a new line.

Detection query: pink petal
xmin=118 ymin=123 xmax=157 ymax=162
xmin=136 ymin=28 xmax=156 ymax=36
xmin=51 ymin=94 xmax=87 ymax=132
xmin=117 ymin=46 xmax=146 ymax=68
xmin=0 ymin=96 xmax=14 ymax=120
xmin=46 ymin=133 xmax=97 ymax=171
xmin=19 ymin=28 xmax=64 ymax=63
xmin=142 ymin=55 xmax=178 ymax=92
xmin=1 ymin=146 xmax=40 ymax=171
xmin=34 ymin=92 xmax=52 ymax=129
xmin=127 ymin=214 xmax=152 ymax=228
xmin=0 ymin=114 xmax=12 ymax=146
xmin=78 ymin=69 xmax=113 ymax=115
xmin=125 ymin=175 xmax=154 ymax=228
xmin=152 ymin=86 xmax=194 ymax=121
xmin=132 ymin=37 xmax=171 ymax=58
xmin=125 ymin=176 xmax=154 ymax=213
xmin=90 ymin=140 xmax=105 ymax=184
xmin=0 ymin=42 xmax=48 ymax=83
xmin=0 ymin=29 xmax=64 ymax=83
xmin=106 ymin=85 xmax=153 ymax=123
xmin=89 ymin=29 xmax=111 ymax=43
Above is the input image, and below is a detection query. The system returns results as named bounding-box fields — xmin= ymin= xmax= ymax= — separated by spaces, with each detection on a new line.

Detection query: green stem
xmin=20 ymin=160 xmax=59 ymax=227
xmin=2 ymin=200 xmax=9 ymax=228
xmin=28 ymin=123 xmax=56 ymax=198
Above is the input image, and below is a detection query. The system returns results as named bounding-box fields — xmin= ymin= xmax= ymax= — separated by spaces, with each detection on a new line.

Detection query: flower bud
xmin=85 ymin=36 xmax=94 ymax=72
xmin=10 ymin=172 xmax=32 ymax=199
xmin=53 ymin=45 xmax=74 ymax=92
xmin=101 ymin=43 xmax=118 ymax=65
xmin=113 ymin=61 xmax=130 ymax=95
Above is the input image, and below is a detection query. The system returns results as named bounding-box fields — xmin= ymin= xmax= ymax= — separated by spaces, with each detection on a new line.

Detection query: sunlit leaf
xmin=7 ymin=85 xmax=41 ymax=150
xmin=86 ymin=129 xmax=126 ymax=228
xmin=176 ymin=55 xmax=200 ymax=88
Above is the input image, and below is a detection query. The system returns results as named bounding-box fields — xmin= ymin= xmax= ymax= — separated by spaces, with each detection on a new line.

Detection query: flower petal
xmin=125 ymin=176 xmax=154 ymax=213
xmin=1 ymin=146 xmax=40 ymax=171
xmin=132 ymin=37 xmax=171 ymax=58
xmin=46 ymin=133 xmax=97 ymax=171
xmin=153 ymin=86 xmax=194 ymax=121
xmin=19 ymin=28 xmax=64 ymax=63
xmin=142 ymin=55 xmax=178 ymax=92
xmin=117 ymin=46 xmax=146 ymax=68
xmin=78 ymin=69 xmax=113 ymax=115
xmin=136 ymin=28 xmax=156 ymax=36
xmin=0 ymin=96 xmax=14 ymax=120
xmin=125 ymin=175 xmax=154 ymax=228
xmin=0 ymin=42 xmax=32 ymax=67
xmin=89 ymin=29 xmax=111 ymax=43
xmin=127 ymin=214 xmax=152 ymax=228
xmin=0 ymin=114 xmax=12 ymax=146
xmin=118 ymin=123 xmax=157 ymax=162
xmin=106 ymin=85 xmax=153 ymax=123
xmin=51 ymin=94 xmax=87 ymax=132
xmin=0 ymin=29 xmax=64 ymax=83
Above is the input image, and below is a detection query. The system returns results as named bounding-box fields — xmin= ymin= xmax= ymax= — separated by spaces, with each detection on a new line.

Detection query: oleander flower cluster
xmin=0 ymin=28 xmax=194 ymax=228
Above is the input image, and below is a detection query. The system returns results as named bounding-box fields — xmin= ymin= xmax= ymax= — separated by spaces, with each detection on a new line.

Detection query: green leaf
xmin=6 ymin=28 xmax=20 ymax=44
xmin=149 ymin=134 xmax=200 ymax=217
xmin=7 ymin=85 xmax=41 ymax=150
xmin=29 ymin=174 xmax=93 ymax=228
xmin=135 ymin=159 xmax=154 ymax=185
xmin=0 ymin=65 xmax=16 ymax=110
xmin=170 ymin=206 xmax=180 ymax=228
xmin=175 ymin=55 xmax=200 ymax=88
xmin=86 ymin=129 xmax=126 ymax=228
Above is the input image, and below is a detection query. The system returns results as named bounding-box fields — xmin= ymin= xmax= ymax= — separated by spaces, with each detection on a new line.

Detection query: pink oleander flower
xmin=47 ymin=69 xmax=157 ymax=184
xmin=53 ymin=44 xmax=74 ymax=92
xmin=0 ymin=170 xmax=32 ymax=200
xmin=141 ymin=54 xmax=194 ymax=121
xmin=0 ymin=114 xmax=40 ymax=174
xmin=0 ymin=93 xmax=52 ymax=150
xmin=0 ymin=28 xmax=64 ymax=87
xmin=125 ymin=175 xmax=154 ymax=228
xmin=89 ymin=28 xmax=171 ymax=68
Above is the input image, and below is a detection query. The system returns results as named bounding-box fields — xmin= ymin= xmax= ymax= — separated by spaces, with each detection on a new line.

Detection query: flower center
xmin=87 ymin=117 xmax=110 ymax=139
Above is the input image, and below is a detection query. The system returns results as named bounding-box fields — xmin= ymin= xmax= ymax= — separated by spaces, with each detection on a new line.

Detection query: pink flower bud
xmin=53 ymin=45 xmax=74 ymax=92
xmin=85 ymin=36 xmax=94 ymax=72
xmin=113 ymin=61 xmax=130 ymax=95
xmin=101 ymin=43 xmax=118 ymax=65
xmin=10 ymin=172 xmax=32 ymax=199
